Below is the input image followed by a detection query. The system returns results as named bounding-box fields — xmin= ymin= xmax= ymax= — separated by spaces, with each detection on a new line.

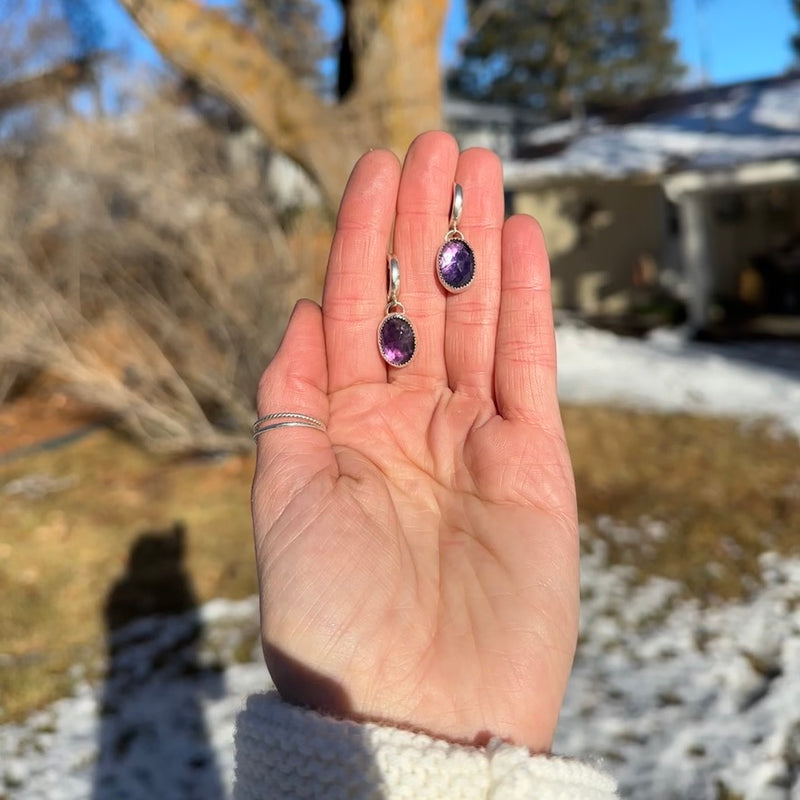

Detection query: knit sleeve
xmin=233 ymin=692 xmax=618 ymax=800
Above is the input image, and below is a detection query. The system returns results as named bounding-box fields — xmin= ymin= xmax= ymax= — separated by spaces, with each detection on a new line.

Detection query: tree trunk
xmin=117 ymin=0 xmax=448 ymax=212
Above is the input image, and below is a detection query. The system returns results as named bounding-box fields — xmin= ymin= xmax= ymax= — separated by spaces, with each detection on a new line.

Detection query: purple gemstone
xmin=437 ymin=239 xmax=475 ymax=291
xmin=379 ymin=313 xmax=416 ymax=367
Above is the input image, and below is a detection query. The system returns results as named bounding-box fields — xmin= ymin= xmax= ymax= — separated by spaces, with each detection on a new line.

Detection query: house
xmin=448 ymin=73 xmax=800 ymax=334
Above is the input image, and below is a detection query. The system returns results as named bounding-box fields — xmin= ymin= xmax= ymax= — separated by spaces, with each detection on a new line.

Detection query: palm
xmin=251 ymin=134 xmax=578 ymax=752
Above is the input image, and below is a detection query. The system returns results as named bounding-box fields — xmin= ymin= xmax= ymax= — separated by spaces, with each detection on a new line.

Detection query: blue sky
xmin=669 ymin=0 xmax=796 ymax=83
xmin=103 ymin=0 xmax=798 ymax=88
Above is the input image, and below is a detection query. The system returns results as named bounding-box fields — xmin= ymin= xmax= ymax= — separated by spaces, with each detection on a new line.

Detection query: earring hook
xmin=386 ymin=253 xmax=405 ymax=314
xmin=450 ymin=183 xmax=463 ymax=231
xmin=388 ymin=254 xmax=400 ymax=302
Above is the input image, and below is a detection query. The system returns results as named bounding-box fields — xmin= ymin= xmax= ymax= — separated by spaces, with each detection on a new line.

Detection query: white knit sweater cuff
xmin=234 ymin=692 xmax=618 ymax=799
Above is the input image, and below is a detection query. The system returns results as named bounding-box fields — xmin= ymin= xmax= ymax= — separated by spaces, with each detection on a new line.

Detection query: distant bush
xmin=0 ymin=100 xmax=325 ymax=452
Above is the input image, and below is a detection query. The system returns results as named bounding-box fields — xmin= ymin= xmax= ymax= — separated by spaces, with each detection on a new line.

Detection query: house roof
xmin=502 ymin=72 xmax=800 ymax=188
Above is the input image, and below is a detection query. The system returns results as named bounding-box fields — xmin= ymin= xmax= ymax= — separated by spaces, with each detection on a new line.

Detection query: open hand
xmin=250 ymin=131 xmax=578 ymax=752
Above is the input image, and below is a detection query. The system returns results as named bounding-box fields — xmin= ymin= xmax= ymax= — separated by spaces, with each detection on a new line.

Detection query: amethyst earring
xmin=378 ymin=254 xmax=417 ymax=368
xmin=436 ymin=183 xmax=476 ymax=293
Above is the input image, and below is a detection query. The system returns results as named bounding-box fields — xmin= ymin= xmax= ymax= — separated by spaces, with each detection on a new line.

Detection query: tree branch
xmin=0 ymin=57 xmax=94 ymax=114
xmin=118 ymin=0 xmax=356 ymax=209
xmin=118 ymin=0 xmax=448 ymax=208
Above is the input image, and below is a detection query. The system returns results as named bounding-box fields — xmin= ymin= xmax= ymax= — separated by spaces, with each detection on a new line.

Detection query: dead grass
xmin=566 ymin=406 xmax=800 ymax=600
xmin=0 ymin=427 xmax=255 ymax=723
xmin=1 ymin=402 xmax=798 ymax=723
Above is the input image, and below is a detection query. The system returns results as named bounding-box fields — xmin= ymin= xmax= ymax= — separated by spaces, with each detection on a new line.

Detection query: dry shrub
xmin=0 ymin=101 xmax=322 ymax=452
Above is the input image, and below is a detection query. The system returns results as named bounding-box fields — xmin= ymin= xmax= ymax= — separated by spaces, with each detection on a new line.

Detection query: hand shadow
xmin=92 ymin=522 xmax=226 ymax=800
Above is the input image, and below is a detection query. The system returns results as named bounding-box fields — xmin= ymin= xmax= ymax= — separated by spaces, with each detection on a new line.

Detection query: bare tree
xmin=0 ymin=0 xmax=104 ymax=122
xmin=116 ymin=0 xmax=449 ymax=211
xmin=0 ymin=57 xmax=94 ymax=115
xmin=0 ymin=0 xmax=74 ymax=83
xmin=238 ymin=0 xmax=329 ymax=89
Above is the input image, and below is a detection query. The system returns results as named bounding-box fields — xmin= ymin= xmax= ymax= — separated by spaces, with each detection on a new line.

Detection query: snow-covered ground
xmin=560 ymin=542 xmax=800 ymax=799
xmin=557 ymin=322 xmax=800 ymax=438
xmin=2 ymin=322 xmax=799 ymax=799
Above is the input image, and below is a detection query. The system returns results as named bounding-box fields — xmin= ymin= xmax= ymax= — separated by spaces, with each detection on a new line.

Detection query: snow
xmin=556 ymin=323 xmax=800 ymax=438
xmin=504 ymin=75 xmax=800 ymax=183
xmin=505 ymin=125 xmax=800 ymax=182
xmin=0 ymin=599 xmax=265 ymax=800
xmin=2 ymin=322 xmax=800 ymax=799
xmin=755 ymin=84 xmax=800 ymax=133
xmin=559 ymin=543 xmax=800 ymax=799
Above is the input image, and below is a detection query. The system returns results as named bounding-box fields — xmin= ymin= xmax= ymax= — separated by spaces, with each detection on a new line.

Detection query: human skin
xmin=250 ymin=131 xmax=579 ymax=753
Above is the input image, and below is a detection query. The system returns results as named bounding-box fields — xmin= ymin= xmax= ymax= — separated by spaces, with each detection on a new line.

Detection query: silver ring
xmin=253 ymin=421 xmax=327 ymax=439
xmin=252 ymin=412 xmax=327 ymax=440
xmin=253 ymin=412 xmax=326 ymax=431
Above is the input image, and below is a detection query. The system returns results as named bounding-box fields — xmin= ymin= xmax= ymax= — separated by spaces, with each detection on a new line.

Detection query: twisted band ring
xmin=252 ymin=412 xmax=327 ymax=440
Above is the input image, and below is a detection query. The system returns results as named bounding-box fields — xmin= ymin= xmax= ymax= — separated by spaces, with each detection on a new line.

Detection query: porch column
xmin=678 ymin=191 xmax=713 ymax=332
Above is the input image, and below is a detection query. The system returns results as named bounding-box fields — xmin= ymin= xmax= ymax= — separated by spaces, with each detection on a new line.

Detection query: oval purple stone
xmin=378 ymin=313 xmax=416 ymax=367
xmin=437 ymin=239 xmax=475 ymax=292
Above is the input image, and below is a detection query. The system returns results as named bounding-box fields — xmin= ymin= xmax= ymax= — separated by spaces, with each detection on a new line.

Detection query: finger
xmin=391 ymin=131 xmax=460 ymax=386
xmin=323 ymin=149 xmax=401 ymax=393
xmin=253 ymin=299 xmax=336 ymax=532
xmin=494 ymin=215 xmax=560 ymax=424
xmin=444 ymin=148 xmax=504 ymax=402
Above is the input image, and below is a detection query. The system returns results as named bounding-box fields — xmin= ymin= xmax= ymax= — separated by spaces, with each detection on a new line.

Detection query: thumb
xmin=252 ymin=299 xmax=335 ymax=530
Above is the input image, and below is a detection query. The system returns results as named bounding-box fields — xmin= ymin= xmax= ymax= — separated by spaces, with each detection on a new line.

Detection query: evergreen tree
xmin=450 ymin=0 xmax=685 ymax=119
xmin=792 ymin=0 xmax=800 ymax=62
